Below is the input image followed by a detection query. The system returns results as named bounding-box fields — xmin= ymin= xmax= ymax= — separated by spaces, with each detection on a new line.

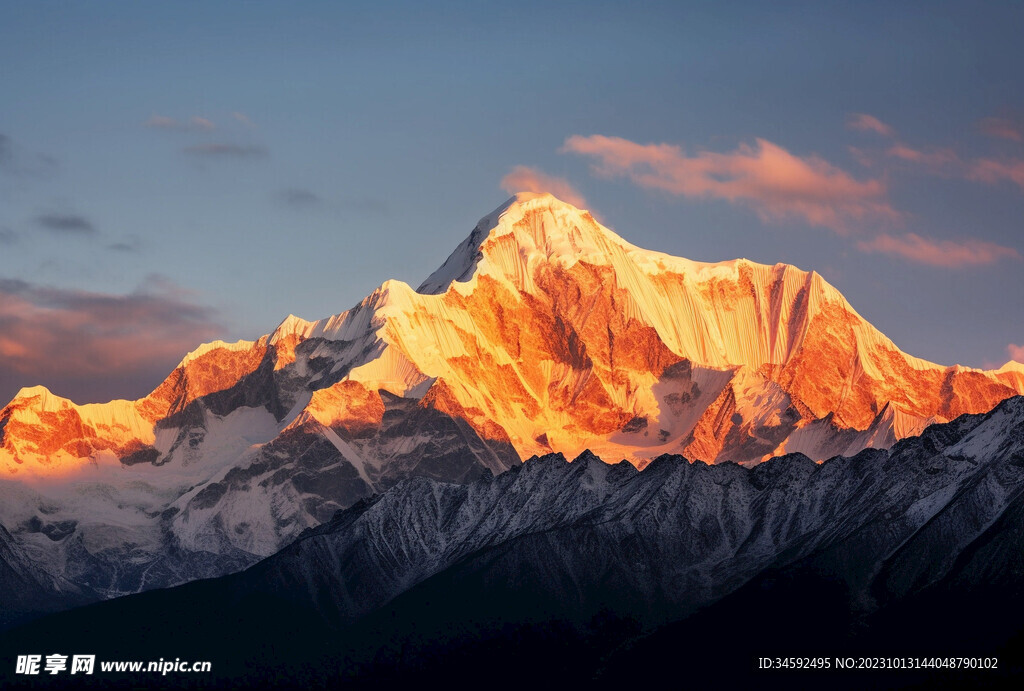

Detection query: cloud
xmin=500 ymin=165 xmax=588 ymax=209
xmin=857 ymin=233 xmax=1020 ymax=267
xmin=232 ymin=112 xmax=257 ymax=128
xmin=145 ymin=114 xmax=216 ymax=131
xmin=278 ymin=188 xmax=320 ymax=207
xmin=0 ymin=133 xmax=58 ymax=179
xmin=34 ymin=213 xmax=96 ymax=235
xmin=1008 ymin=344 xmax=1024 ymax=363
xmin=847 ymin=113 xmax=895 ymax=137
xmin=183 ymin=143 xmax=267 ymax=158
xmin=968 ymin=158 xmax=1024 ymax=193
xmin=106 ymin=236 xmax=142 ymax=253
xmin=0 ymin=275 xmax=224 ymax=404
xmin=562 ymin=134 xmax=896 ymax=232
xmin=144 ymin=115 xmax=179 ymax=129
xmin=979 ymin=117 xmax=1023 ymax=142
xmin=886 ymin=144 xmax=960 ymax=171
xmin=848 ymin=146 xmax=875 ymax=168
xmin=877 ymin=139 xmax=1024 ymax=193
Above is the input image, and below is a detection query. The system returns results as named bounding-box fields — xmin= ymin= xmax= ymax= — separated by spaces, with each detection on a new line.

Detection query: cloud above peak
xmin=562 ymin=134 xmax=896 ymax=233
xmin=500 ymin=165 xmax=588 ymax=209
xmin=0 ymin=275 xmax=224 ymax=404
xmin=857 ymin=233 xmax=1020 ymax=268
xmin=847 ymin=113 xmax=895 ymax=137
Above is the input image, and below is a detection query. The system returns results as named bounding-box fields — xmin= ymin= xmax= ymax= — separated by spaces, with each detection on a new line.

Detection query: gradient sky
xmin=2 ymin=1 xmax=1023 ymax=404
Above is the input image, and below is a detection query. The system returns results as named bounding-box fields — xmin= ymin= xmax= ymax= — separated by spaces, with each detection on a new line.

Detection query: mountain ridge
xmin=1 ymin=191 xmax=1023 ymax=609
xmin=6 ymin=192 xmax=1022 ymax=476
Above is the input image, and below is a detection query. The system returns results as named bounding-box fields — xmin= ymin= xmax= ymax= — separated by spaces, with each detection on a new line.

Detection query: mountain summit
xmin=1 ymin=192 xmax=1023 ymax=600
xmin=4 ymin=192 xmax=1024 ymax=473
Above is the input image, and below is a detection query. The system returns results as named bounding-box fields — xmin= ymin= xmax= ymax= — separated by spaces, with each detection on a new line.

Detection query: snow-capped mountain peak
xmin=2 ymin=191 xmax=1024 ymax=606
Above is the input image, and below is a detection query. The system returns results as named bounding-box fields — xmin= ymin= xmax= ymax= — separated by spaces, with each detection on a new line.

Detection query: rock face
xmin=1 ymin=192 xmax=1023 ymax=608
xmin=0 ymin=522 xmax=91 ymax=629
xmin=182 ymin=395 xmax=1024 ymax=629
xmin=7 ymin=396 xmax=1024 ymax=688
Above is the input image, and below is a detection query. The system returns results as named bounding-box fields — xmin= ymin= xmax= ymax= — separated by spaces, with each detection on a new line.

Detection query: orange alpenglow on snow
xmin=3 ymin=192 xmax=1024 ymax=478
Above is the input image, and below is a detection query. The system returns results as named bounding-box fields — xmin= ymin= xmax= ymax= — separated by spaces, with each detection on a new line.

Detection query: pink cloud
xmin=847 ymin=113 xmax=895 ymax=137
xmin=857 ymin=233 xmax=1020 ymax=268
xmin=561 ymin=134 xmax=897 ymax=233
xmin=848 ymin=146 xmax=875 ymax=168
xmin=0 ymin=276 xmax=224 ymax=404
xmin=1008 ymin=344 xmax=1024 ymax=363
xmin=968 ymin=158 xmax=1024 ymax=193
xmin=500 ymin=165 xmax=588 ymax=209
xmin=886 ymin=144 xmax=960 ymax=171
xmin=878 ymin=139 xmax=1024 ymax=194
xmin=979 ymin=117 xmax=1023 ymax=142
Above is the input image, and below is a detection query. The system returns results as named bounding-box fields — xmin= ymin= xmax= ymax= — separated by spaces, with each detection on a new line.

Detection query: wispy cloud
xmin=857 ymin=232 xmax=1020 ymax=267
xmin=847 ymin=113 xmax=895 ymax=137
xmin=1008 ymin=344 xmax=1024 ymax=363
xmin=278 ymin=188 xmax=320 ymax=207
xmin=183 ymin=143 xmax=267 ymax=158
xmin=968 ymin=158 xmax=1024 ymax=193
xmin=500 ymin=165 xmax=588 ymax=209
xmin=562 ymin=134 xmax=896 ymax=232
xmin=979 ymin=116 xmax=1023 ymax=143
xmin=0 ymin=275 xmax=224 ymax=404
xmin=0 ymin=133 xmax=58 ymax=179
xmin=232 ymin=112 xmax=257 ymax=128
xmin=145 ymin=114 xmax=216 ymax=131
xmin=886 ymin=144 xmax=960 ymax=171
xmin=848 ymin=146 xmax=875 ymax=168
xmin=106 ymin=236 xmax=142 ymax=253
xmin=34 ymin=213 xmax=96 ymax=235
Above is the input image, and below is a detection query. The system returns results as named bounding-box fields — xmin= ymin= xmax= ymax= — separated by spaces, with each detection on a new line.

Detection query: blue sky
xmin=2 ymin=1 xmax=1023 ymax=403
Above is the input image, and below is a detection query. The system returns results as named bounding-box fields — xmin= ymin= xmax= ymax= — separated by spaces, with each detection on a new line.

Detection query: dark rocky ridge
xmin=4 ymin=397 xmax=1024 ymax=688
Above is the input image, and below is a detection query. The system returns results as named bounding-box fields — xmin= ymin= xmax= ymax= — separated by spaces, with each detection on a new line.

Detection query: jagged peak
xmin=9 ymin=385 xmax=70 ymax=410
xmin=418 ymin=193 xmax=850 ymax=306
xmin=268 ymin=279 xmax=419 ymax=347
xmin=4 ymin=385 xmax=143 ymax=427
xmin=176 ymin=339 xmax=257 ymax=368
xmin=418 ymin=192 xmax=625 ymax=295
xmin=406 ymin=193 xmax=951 ymax=379
xmin=13 ymin=384 xmax=55 ymax=399
xmin=272 ymin=314 xmax=314 ymax=339
xmin=998 ymin=360 xmax=1024 ymax=374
